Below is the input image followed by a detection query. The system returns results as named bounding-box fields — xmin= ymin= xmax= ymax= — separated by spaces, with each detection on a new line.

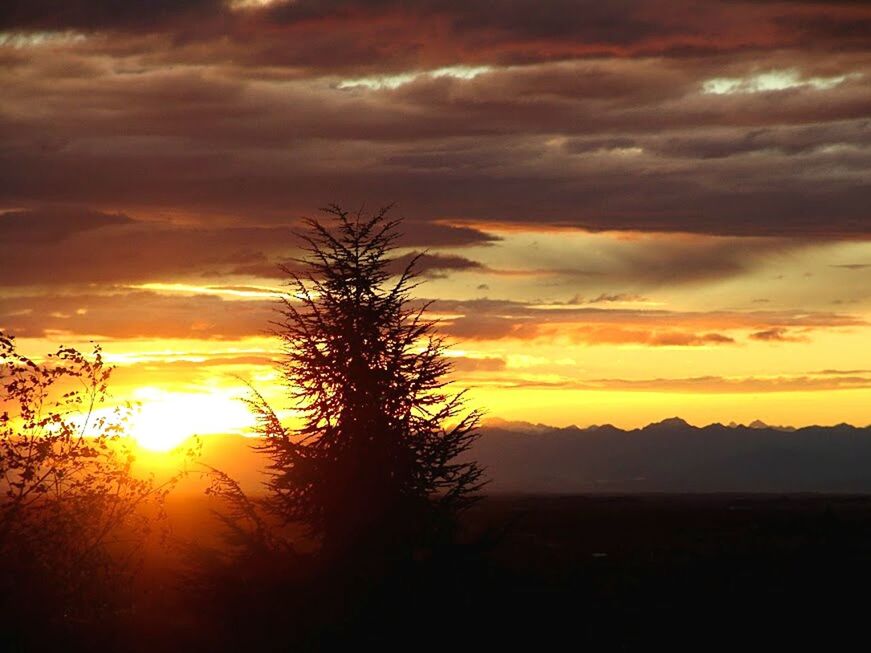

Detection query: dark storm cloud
xmin=584 ymin=237 xmax=800 ymax=285
xmin=389 ymin=251 xmax=484 ymax=278
xmin=490 ymin=235 xmax=806 ymax=287
xmin=395 ymin=222 xmax=500 ymax=248
xmin=775 ymin=11 xmax=871 ymax=52
xmin=0 ymin=2 xmax=869 ymax=237
xmin=0 ymin=208 xmax=298 ymax=285
xmin=2 ymin=59 xmax=869 ymax=236
xmin=0 ymin=208 xmax=495 ymax=286
xmin=0 ymin=207 xmax=132 ymax=243
xmin=610 ymin=120 xmax=871 ymax=160
xmin=225 ymin=249 xmax=485 ymax=279
xmin=0 ymin=1 xmax=227 ymax=31
xmin=5 ymin=1 xmax=869 ymax=68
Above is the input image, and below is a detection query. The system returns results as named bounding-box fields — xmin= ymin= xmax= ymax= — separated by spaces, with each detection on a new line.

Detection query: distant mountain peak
xmin=725 ymin=419 xmax=795 ymax=431
xmin=647 ymin=417 xmax=692 ymax=429
xmin=483 ymin=418 xmax=554 ymax=434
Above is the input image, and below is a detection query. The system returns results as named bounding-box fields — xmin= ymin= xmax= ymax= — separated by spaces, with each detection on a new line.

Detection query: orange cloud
xmin=749 ymin=328 xmax=810 ymax=343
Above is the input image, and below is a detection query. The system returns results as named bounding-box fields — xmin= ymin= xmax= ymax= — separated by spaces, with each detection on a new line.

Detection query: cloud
xmin=389 ymin=251 xmax=484 ymax=278
xmin=431 ymin=297 xmax=861 ymax=344
xmin=589 ymin=293 xmax=647 ymax=304
xmin=432 ymin=297 xmax=865 ymax=327
xmin=5 ymin=1 xmax=869 ymax=67
xmin=749 ymin=327 xmax=809 ymax=343
xmin=0 ymin=207 xmax=495 ymax=286
xmin=568 ymin=293 xmax=649 ymax=304
xmin=590 ymin=374 xmax=871 ymax=394
xmin=0 ymin=207 xmax=132 ymax=242
xmin=3 ymin=1 xmax=870 ymax=431
xmin=0 ymin=290 xmax=274 ymax=339
xmin=477 ymin=232 xmax=806 ymax=287
xmin=562 ymin=326 xmax=734 ymax=347
xmin=448 ymin=356 xmax=507 ymax=372
xmin=441 ymin=314 xmax=537 ymax=341
xmin=22 ymin=289 xmax=806 ymax=343
xmin=0 ymin=210 xmax=295 ymax=285
xmin=480 ymin=374 xmax=871 ymax=394
xmin=0 ymin=1 xmax=228 ymax=32
xmin=0 ymin=5 xmax=869 ymax=238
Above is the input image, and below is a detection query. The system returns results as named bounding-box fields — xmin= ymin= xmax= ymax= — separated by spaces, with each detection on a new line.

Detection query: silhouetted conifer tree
xmin=247 ymin=205 xmax=484 ymax=560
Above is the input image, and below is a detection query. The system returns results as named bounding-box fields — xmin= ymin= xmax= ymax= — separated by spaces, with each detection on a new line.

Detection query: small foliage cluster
xmin=0 ymin=332 xmax=171 ymax=624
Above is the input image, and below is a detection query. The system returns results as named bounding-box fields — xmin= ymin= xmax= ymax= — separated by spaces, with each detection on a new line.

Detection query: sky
xmin=2 ymin=0 xmax=871 ymax=447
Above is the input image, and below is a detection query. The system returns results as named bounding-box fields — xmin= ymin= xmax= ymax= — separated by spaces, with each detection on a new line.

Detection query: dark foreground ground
xmin=15 ymin=494 xmax=871 ymax=651
xmin=468 ymin=494 xmax=871 ymax=650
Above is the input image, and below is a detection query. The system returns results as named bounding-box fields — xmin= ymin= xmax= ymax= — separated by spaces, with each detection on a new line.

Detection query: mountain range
xmin=474 ymin=418 xmax=871 ymax=493
xmin=189 ymin=418 xmax=871 ymax=495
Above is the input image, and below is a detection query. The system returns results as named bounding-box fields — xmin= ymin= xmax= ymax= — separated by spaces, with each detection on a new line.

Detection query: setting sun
xmin=129 ymin=387 xmax=254 ymax=452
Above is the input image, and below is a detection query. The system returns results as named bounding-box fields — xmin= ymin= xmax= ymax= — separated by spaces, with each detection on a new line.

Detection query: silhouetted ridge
xmin=196 ymin=419 xmax=871 ymax=495
xmin=642 ymin=417 xmax=693 ymax=431
xmin=587 ymin=423 xmax=621 ymax=434
xmin=472 ymin=418 xmax=871 ymax=493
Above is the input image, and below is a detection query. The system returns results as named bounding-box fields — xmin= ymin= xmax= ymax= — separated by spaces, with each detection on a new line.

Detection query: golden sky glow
xmin=8 ymin=223 xmax=871 ymax=448
xmin=2 ymin=0 xmax=871 ymax=445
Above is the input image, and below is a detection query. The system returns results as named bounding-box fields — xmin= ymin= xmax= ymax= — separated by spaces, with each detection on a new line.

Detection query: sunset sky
xmin=2 ymin=0 xmax=871 ymax=447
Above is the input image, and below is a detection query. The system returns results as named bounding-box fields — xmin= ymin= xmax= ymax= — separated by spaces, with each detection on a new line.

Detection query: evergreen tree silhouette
xmin=247 ymin=204 xmax=484 ymax=562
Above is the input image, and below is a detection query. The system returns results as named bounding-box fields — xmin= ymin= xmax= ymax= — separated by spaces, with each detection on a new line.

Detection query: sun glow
xmin=130 ymin=387 xmax=255 ymax=452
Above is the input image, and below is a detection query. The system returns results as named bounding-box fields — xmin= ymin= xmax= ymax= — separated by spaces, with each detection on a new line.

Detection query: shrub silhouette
xmin=0 ymin=332 xmax=178 ymax=643
xmin=243 ymin=204 xmax=485 ymax=562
